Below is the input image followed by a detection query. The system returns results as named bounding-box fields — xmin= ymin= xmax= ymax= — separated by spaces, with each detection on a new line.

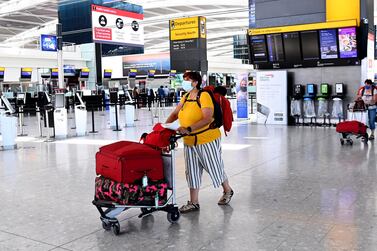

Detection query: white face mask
xmin=182 ymin=80 xmax=194 ymax=92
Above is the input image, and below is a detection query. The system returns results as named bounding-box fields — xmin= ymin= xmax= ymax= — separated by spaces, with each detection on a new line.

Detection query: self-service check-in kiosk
xmin=53 ymin=93 xmax=68 ymax=138
xmin=0 ymin=95 xmax=17 ymax=150
xmin=75 ymin=93 xmax=87 ymax=136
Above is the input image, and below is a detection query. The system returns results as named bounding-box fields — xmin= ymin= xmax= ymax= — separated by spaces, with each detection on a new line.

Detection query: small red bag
xmin=141 ymin=123 xmax=176 ymax=149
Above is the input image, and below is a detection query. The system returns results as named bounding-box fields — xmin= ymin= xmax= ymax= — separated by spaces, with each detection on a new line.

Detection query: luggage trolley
xmin=92 ymin=136 xmax=182 ymax=235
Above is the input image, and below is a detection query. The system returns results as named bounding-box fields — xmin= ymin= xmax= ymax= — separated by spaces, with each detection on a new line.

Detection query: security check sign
xmin=91 ymin=4 xmax=144 ymax=46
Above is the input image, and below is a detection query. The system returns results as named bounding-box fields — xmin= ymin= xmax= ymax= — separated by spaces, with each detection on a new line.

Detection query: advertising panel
xmin=236 ymin=73 xmax=249 ymax=119
xmin=319 ymin=29 xmax=338 ymax=59
xmin=256 ymin=71 xmax=287 ymax=125
xmin=91 ymin=4 xmax=144 ymax=46
xmin=122 ymin=52 xmax=170 ymax=76
xmin=41 ymin=35 xmax=58 ymax=52
xmin=338 ymin=27 xmax=357 ymax=58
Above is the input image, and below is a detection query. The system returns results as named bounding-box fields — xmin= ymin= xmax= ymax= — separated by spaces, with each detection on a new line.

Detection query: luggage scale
xmin=92 ymin=135 xmax=182 ymax=236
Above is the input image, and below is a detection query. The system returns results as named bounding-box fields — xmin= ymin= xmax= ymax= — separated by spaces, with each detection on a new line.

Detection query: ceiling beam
xmin=0 ymin=0 xmax=52 ymax=16
xmin=0 ymin=17 xmax=43 ymax=26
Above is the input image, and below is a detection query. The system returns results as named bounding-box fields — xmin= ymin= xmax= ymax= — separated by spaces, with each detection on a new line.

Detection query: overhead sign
xmin=248 ymin=19 xmax=357 ymax=36
xmin=91 ymin=4 xmax=144 ymax=46
xmin=170 ymin=17 xmax=206 ymax=41
xmin=40 ymin=34 xmax=58 ymax=52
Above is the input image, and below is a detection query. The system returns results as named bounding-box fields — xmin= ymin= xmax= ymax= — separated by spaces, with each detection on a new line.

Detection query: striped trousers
xmin=183 ymin=138 xmax=228 ymax=189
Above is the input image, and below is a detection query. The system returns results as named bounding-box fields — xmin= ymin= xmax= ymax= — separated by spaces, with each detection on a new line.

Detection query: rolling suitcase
xmin=96 ymin=141 xmax=164 ymax=183
xmin=336 ymin=120 xmax=368 ymax=145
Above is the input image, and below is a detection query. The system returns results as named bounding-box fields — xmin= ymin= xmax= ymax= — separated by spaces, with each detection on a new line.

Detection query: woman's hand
xmin=177 ymin=127 xmax=190 ymax=135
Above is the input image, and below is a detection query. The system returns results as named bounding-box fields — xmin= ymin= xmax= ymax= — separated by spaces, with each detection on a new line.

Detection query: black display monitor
xmin=283 ymin=32 xmax=301 ymax=62
xmin=266 ymin=34 xmax=285 ymax=62
xmin=250 ymin=35 xmax=268 ymax=63
xmin=319 ymin=29 xmax=338 ymax=60
xmin=301 ymin=31 xmax=320 ymax=60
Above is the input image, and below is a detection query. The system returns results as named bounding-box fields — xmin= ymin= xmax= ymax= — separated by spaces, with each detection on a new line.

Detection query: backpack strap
xmin=182 ymin=90 xmax=202 ymax=108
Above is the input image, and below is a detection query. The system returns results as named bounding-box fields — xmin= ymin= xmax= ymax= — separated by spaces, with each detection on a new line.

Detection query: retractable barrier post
xmin=18 ymin=106 xmax=27 ymax=136
xmin=89 ymin=104 xmax=98 ymax=134
xmin=36 ymin=106 xmax=44 ymax=138
xmin=113 ymin=101 xmax=121 ymax=132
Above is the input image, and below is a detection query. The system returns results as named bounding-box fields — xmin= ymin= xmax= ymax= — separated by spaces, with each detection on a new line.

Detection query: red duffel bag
xmin=140 ymin=123 xmax=176 ymax=149
xmin=336 ymin=120 xmax=367 ymax=135
xmin=96 ymin=141 xmax=164 ymax=183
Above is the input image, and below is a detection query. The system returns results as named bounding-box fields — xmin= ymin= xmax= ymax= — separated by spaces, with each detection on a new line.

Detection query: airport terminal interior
xmin=1 ymin=0 xmax=377 ymax=250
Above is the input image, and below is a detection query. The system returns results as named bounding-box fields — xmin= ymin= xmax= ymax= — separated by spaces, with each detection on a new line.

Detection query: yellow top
xmin=178 ymin=91 xmax=221 ymax=146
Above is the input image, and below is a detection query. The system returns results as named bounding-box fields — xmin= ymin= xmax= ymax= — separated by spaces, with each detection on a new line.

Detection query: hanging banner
xmin=256 ymin=71 xmax=288 ymax=125
xmin=236 ymin=73 xmax=249 ymax=119
xmin=91 ymin=4 xmax=144 ymax=46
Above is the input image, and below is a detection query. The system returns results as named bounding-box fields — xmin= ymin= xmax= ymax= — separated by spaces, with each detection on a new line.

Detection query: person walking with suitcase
xmin=165 ymin=71 xmax=234 ymax=214
xmin=357 ymin=79 xmax=377 ymax=140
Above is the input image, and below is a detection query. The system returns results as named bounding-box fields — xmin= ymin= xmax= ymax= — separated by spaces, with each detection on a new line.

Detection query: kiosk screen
xmin=283 ymin=32 xmax=301 ymax=62
xmin=301 ymin=31 xmax=320 ymax=60
xmin=266 ymin=34 xmax=285 ymax=62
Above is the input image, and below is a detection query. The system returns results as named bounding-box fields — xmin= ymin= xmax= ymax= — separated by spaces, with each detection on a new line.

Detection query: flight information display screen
xmin=266 ymin=34 xmax=285 ymax=62
xmin=301 ymin=31 xmax=320 ymax=60
xmin=283 ymin=32 xmax=301 ymax=62
xmin=250 ymin=35 xmax=268 ymax=62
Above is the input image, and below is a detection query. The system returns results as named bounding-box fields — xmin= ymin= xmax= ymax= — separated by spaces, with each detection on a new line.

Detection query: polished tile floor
xmin=0 ymin=108 xmax=377 ymax=251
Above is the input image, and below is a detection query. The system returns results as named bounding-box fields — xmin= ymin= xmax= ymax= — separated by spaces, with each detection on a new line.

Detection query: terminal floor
xmin=1 ymin=109 xmax=377 ymax=251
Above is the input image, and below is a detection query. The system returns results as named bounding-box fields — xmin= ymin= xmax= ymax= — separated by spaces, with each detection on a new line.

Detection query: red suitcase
xmin=96 ymin=141 xmax=164 ymax=183
xmin=336 ymin=120 xmax=367 ymax=135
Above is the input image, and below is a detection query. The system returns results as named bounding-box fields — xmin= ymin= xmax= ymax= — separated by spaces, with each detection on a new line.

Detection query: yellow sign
xmin=171 ymin=28 xmax=199 ymax=40
xmin=326 ymin=0 xmax=360 ymax=26
xmin=248 ymin=19 xmax=357 ymax=36
xmin=82 ymin=68 xmax=90 ymax=72
xmin=52 ymin=68 xmax=58 ymax=72
xmin=199 ymin=17 xmax=206 ymax=38
xmin=170 ymin=17 xmax=198 ymax=31
xmin=0 ymin=67 xmax=4 ymax=72
xmin=169 ymin=16 xmax=207 ymax=41
xmin=104 ymin=69 xmax=112 ymax=73
xmin=21 ymin=67 xmax=32 ymax=72
xmin=130 ymin=69 xmax=137 ymax=73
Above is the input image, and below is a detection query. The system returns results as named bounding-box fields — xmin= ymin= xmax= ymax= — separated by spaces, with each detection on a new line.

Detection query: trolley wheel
xmin=141 ymin=207 xmax=153 ymax=214
xmin=363 ymin=133 xmax=369 ymax=143
xmin=112 ymin=222 xmax=120 ymax=235
xmin=167 ymin=209 xmax=180 ymax=223
xmin=102 ymin=221 xmax=111 ymax=231
xmin=349 ymin=139 xmax=353 ymax=145
xmin=340 ymin=138 xmax=345 ymax=145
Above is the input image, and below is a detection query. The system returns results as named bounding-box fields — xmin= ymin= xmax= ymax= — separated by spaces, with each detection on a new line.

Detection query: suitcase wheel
xmin=167 ymin=208 xmax=180 ymax=223
xmin=340 ymin=139 xmax=345 ymax=145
